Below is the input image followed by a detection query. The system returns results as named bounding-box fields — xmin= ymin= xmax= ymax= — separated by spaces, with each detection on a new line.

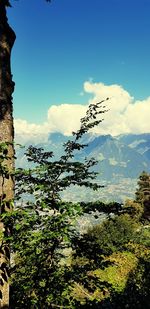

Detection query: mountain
xmin=117 ymin=133 xmax=150 ymax=156
xmin=15 ymin=133 xmax=68 ymax=168
xmin=84 ymin=135 xmax=150 ymax=179
xmin=15 ymin=132 xmax=150 ymax=202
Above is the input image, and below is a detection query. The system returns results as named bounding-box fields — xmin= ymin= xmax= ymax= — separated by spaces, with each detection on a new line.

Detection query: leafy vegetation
xmin=9 ymin=100 xmax=109 ymax=308
xmin=0 ymin=104 xmax=150 ymax=308
xmin=135 ymin=171 xmax=150 ymax=221
xmin=1 ymin=1 xmax=149 ymax=307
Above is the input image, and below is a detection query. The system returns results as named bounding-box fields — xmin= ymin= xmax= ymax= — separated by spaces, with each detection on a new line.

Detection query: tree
xmin=0 ymin=0 xmax=51 ymax=307
xmin=0 ymin=1 xmax=16 ymax=307
xmin=66 ymin=213 xmax=136 ymax=307
xmin=67 ymin=178 xmax=150 ymax=308
xmin=69 ymin=211 xmax=150 ymax=308
xmin=9 ymin=98 xmax=107 ymax=308
xmin=135 ymin=171 xmax=150 ymax=221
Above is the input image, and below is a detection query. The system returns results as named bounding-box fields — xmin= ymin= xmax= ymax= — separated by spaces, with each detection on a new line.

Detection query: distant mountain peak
xmin=15 ymin=132 xmax=150 ymax=203
xmin=48 ymin=132 xmax=69 ymax=143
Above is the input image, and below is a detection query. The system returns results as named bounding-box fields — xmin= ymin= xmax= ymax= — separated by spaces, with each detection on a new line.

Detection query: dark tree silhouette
xmin=135 ymin=171 xmax=150 ymax=221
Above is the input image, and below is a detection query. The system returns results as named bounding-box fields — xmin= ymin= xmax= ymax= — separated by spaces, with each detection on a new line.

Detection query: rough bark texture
xmin=0 ymin=1 xmax=16 ymax=307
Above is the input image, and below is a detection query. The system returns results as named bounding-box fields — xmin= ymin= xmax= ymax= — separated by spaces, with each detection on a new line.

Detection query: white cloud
xmin=47 ymin=104 xmax=86 ymax=135
xmin=14 ymin=81 xmax=150 ymax=143
xmin=84 ymin=81 xmax=133 ymax=112
xmin=83 ymin=81 xmax=150 ymax=136
xmin=14 ymin=119 xmax=50 ymax=144
xmin=14 ymin=104 xmax=87 ymax=143
xmin=124 ymin=98 xmax=150 ymax=134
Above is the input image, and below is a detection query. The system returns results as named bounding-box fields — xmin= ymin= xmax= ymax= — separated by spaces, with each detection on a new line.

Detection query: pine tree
xmin=135 ymin=171 xmax=150 ymax=221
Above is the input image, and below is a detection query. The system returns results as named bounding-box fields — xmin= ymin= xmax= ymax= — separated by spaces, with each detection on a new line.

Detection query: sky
xmin=7 ymin=0 xmax=150 ymax=142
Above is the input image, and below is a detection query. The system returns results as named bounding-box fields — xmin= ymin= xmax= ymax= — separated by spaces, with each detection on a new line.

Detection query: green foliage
xmin=15 ymin=100 xmax=108 ymax=204
xmin=1 ymin=103 xmax=149 ymax=308
xmin=69 ymin=208 xmax=150 ymax=308
xmin=80 ymin=200 xmax=122 ymax=215
xmin=88 ymin=251 xmax=138 ymax=293
xmin=123 ymin=199 xmax=143 ymax=221
xmin=10 ymin=100 xmax=109 ymax=308
xmin=135 ymin=171 xmax=150 ymax=221
xmin=73 ymin=214 xmax=137 ymax=261
xmin=0 ymin=142 xmax=15 ymax=301
xmin=9 ymin=142 xmax=150 ymax=308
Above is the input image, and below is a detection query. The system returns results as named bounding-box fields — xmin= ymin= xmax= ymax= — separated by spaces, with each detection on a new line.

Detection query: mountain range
xmin=15 ymin=132 xmax=150 ymax=203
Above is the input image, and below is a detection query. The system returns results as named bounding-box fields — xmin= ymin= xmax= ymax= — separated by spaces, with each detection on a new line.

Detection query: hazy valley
xmin=15 ymin=132 xmax=150 ymax=203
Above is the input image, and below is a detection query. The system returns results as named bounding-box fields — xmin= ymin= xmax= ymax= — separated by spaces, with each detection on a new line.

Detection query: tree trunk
xmin=0 ymin=1 xmax=16 ymax=307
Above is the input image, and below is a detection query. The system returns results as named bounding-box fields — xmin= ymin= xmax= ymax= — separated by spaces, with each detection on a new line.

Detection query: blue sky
xmin=7 ymin=0 xmax=150 ymax=140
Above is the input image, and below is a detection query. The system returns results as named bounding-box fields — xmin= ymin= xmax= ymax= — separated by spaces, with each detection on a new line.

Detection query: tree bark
xmin=0 ymin=1 xmax=16 ymax=307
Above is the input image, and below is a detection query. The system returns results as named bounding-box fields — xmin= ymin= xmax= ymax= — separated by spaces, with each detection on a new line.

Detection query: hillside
xmin=15 ymin=133 xmax=150 ymax=202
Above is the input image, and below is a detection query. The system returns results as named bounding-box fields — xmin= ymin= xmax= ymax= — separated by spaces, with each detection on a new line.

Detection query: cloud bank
xmin=15 ymin=81 xmax=150 ymax=143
